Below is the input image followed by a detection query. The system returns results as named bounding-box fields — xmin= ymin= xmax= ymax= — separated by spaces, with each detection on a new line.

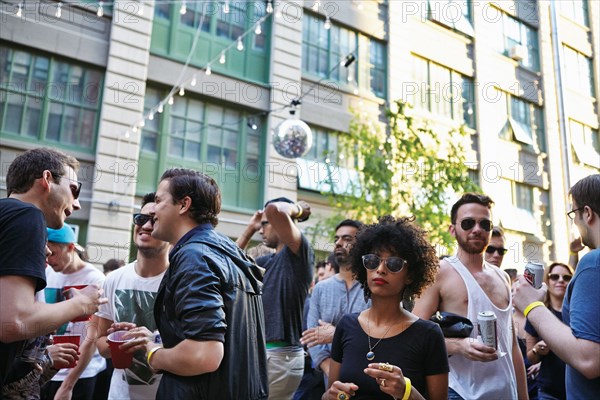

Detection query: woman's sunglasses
xmin=362 ymin=254 xmax=407 ymax=273
xmin=485 ymin=245 xmax=508 ymax=256
xmin=548 ymin=273 xmax=572 ymax=282
xmin=459 ymin=218 xmax=493 ymax=232
xmin=133 ymin=213 xmax=155 ymax=227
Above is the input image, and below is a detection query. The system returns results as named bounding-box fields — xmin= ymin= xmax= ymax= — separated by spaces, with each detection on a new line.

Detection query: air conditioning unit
xmin=509 ymin=45 xmax=527 ymax=62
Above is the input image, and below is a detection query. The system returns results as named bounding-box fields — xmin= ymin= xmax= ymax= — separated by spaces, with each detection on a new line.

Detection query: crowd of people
xmin=0 ymin=147 xmax=598 ymax=400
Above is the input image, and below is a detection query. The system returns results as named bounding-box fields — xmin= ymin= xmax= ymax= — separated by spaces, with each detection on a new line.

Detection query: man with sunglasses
xmin=1 ymin=148 xmax=106 ymax=395
xmin=485 ymin=227 xmax=508 ymax=268
xmin=300 ymin=220 xmax=368 ymax=387
xmin=125 ymin=169 xmax=268 ymax=399
xmin=414 ymin=193 xmax=528 ymax=400
xmin=93 ymin=192 xmax=170 ymax=399
xmin=513 ymin=174 xmax=600 ymax=398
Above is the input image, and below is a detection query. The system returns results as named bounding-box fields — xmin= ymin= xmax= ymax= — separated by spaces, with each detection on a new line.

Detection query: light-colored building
xmin=1 ymin=0 xmax=598 ymax=268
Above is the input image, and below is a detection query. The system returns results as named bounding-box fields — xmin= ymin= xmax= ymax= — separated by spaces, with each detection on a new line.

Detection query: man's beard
xmin=138 ymin=244 xmax=168 ymax=258
xmin=456 ymin=234 xmax=488 ymax=255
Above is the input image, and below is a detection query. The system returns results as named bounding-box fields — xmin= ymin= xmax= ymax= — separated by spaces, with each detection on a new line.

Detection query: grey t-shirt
xmin=256 ymin=234 xmax=314 ymax=345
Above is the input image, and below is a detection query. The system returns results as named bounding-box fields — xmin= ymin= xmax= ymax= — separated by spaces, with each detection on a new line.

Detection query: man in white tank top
xmin=414 ymin=193 xmax=528 ymax=399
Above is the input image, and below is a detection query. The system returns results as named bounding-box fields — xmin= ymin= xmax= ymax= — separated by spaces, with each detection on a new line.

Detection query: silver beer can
xmin=477 ymin=311 xmax=497 ymax=349
xmin=524 ymin=262 xmax=544 ymax=289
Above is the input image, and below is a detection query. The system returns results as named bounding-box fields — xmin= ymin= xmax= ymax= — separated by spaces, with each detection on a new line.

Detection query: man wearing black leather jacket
xmin=128 ymin=168 xmax=268 ymax=399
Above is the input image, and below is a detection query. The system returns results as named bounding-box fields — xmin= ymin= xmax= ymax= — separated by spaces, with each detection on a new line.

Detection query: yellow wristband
xmin=146 ymin=346 xmax=163 ymax=368
xmin=523 ymin=301 xmax=545 ymax=318
xmin=294 ymin=204 xmax=303 ymax=219
xmin=401 ymin=377 xmax=412 ymax=400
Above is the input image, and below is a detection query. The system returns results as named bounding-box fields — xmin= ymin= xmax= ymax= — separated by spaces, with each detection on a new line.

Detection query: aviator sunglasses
xmin=459 ymin=218 xmax=493 ymax=232
xmin=485 ymin=245 xmax=508 ymax=256
xmin=548 ymin=273 xmax=572 ymax=282
xmin=362 ymin=254 xmax=407 ymax=273
xmin=133 ymin=213 xmax=155 ymax=227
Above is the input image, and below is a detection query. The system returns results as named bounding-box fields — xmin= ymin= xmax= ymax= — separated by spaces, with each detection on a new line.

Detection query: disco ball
xmin=272 ymin=119 xmax=313 ymax=159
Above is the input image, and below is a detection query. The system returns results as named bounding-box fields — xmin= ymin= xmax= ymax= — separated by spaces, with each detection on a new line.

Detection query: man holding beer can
xmin=513 ymin=174 xmax=600 ymax=398
xmin=414 ymin=193 xmax=528 ymax=400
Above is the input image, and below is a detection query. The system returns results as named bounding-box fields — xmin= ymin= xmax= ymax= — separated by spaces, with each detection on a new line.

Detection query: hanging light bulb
xmin=139 ymin=120 xmax=145 ymax=128
xmin=206 ymin=65 xmax=212 ymax=75
xmin=132 ymin=126 xmax=138 ymax=133
xmin=312 ymin=1 xmax=320 ymax=12
xmin=324 ymin=16 xmax=331 ymax=30
xmin=56 ymin=3 xmax=62 ymax=18
xmin=266 ymin=0 xmax=273 ymax=14
xmin=237 ymin=38 xmax=244 ymax=51
xmin=179 ymin=87 xmax=185 ymax=96
xmin=158 ymin=103 xmax=164 ymax=113
xmin=16 ymin=3 xmax=22 ymax=17
xmin=148 ymin=113 xmax=154 ymax=121
xmin=125 ymin=131 xmax=130 ymax=138
xmin=168 ymin=97 xmax=174 ymax=105
xmin=97 ymin=1 xmax=104 ymax=17
xmin=219 ymin=52 xmax=226 ymax=64
xmin=190 ymin=75 xmax=197 ymax=86
xmin=180 ymin=1 xmax=187 ymax=15
xmin=223 ymin=0 xmax=230 ymax=14
xmin=254 ymin=23 xmax=262 ymax=35
xmin=137 ymin=4 xmax=144 ymax=15
xmin=275 ymin=8 xmax=282 ymax=18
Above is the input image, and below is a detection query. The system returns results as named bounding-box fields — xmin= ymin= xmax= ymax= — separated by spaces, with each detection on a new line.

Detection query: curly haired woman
xmin=323 ymin=216 xmax=448 ymax=400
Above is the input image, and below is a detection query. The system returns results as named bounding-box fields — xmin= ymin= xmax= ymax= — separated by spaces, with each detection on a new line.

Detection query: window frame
xmin=301 ymin=13 xmax=387 ymax=99
xmin=0 ymin=44 xmax=103 ymax=153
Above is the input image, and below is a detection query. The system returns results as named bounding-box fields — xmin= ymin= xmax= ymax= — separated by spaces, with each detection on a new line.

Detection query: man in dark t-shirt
xmin=0 ymin=148 xmax=104 ymax=395
xmin=237 ymin=197 xmax=315 ymax=399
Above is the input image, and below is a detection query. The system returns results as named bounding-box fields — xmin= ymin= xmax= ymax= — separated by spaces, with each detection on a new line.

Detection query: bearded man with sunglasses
xmin=414 ymin=193 xmax=528 ymax=400
xmin=1 ymin=148 xmax=106 ymax=395
xmin=94 ymin=192 xmax=170 ymax=399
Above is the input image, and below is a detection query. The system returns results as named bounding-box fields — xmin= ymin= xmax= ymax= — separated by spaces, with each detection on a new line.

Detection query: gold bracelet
xmin=146 ymin=346 xmax=163 ymax=369
xmin=523 ymin=301 xmax=545 ymax=318
xmin=401 ymin=377 xmax=412 ymax=400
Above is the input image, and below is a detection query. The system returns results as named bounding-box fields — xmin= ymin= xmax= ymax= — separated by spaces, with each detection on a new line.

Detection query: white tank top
xmin=447 ymin=257 xmax=518 ymax=399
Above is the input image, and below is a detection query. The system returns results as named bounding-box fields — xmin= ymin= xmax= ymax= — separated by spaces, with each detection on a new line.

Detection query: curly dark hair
xmin=350 ymin=215 xmax=439 ymax=302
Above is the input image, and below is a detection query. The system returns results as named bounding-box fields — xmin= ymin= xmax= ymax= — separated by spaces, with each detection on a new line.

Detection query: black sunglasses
xmin=50 ymin=172 xmax=82 ymax=200
xmin=459 ymin=218 xmax=493 ymax=232
xmin=362 ymin=254 xmax=407 ymax=273
xmin=133 ymin=213 xmax=154 ymax=227
xmin=548 ymin=273 xmax=572 ymax=282
xmin=485 ymin=245 xmax=507 ymax=256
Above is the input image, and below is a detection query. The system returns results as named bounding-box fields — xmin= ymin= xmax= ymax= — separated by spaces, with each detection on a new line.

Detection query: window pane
xmin=30 ymin=56 xmax=49 ymax=91
xmin=5 ymin=92 xmax=24 ymax=133
xmin=46 ymin=102 xmax=63 ymax=141
xmin=24 ymin=99 xmax=42 ymax=137
xmin=12 ymin=51 xmax=31 ymax=87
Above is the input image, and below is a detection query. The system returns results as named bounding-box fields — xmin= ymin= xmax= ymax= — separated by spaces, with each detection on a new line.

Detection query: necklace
xmin=366 ymin=310 xmax=396 ymax=361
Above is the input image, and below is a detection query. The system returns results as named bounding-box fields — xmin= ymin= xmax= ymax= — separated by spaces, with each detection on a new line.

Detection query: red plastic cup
xmin=63 ymin=285 xmax=92 ymax=322
xmin=107 ymin=331 xmax=134 ymax=369
xmin=52 ymin=335 xmax=80 ymax=368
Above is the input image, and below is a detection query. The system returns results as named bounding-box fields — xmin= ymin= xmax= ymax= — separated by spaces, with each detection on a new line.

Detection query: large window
xmin=297 ymin=127 xmax=358 ymax=194
xmin=0 ymin=44 xmax=102 ymax=153
xmin=570 ymin=119 xmax=600 ymax=168
xmin=425 ymin=0 xmax=474 ymax=36
xmin=151 ymin=1 xmax=270 ymax=83
xmin=302 ymin=14 xmax=387 ymax=98
xmin=558 ymin=0 xmax=589 ymax=26
xmin=491 ymin=11 xmax=540 ymax=71
xmin=409 ymin=56 xmax=475 ymax=129
xmin=138 ymin=86 xmax=263 ymax=210
xmin=514 ymin=182 xmax=534 ymax=212
xmin=496 ymin=89 xmax=545 ymax=152
xmin=563 ymin=46 xmax=595 ymax=97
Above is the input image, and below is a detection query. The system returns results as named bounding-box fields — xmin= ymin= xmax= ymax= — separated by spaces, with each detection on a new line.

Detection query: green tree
xmin=319 ymin=100 xmax=479 ymax=252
